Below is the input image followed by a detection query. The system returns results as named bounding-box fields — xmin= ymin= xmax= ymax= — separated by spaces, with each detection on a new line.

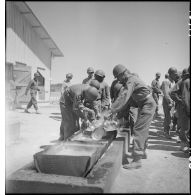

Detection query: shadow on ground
xmin=49 ymin=116 xmax=61 ymax=121
xmin=148 ymin=117 xmax=188 ymax=158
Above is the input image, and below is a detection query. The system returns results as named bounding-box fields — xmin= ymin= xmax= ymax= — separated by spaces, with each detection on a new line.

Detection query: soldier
xmin=24 ymin=72 xmax=40 ymax=114
xmin=105 ymin=64 xmax=156 ymax=169
xmin=177 ymin=68 xmax=190 ymax=153
xmin=61 ymin=73 xmax=73 ymax=95
xmin=83 ymin=79 xmax=101 ymax=121
xmin=169 ymin=67 xmax=182 ymax=137
xmin=161 ymin=73 xmax=174 ymax=139
xmin=58 ymin=84 xmax=99 ymax=141
xmin=94 ymin=69 xmax=110 ymax=112
xmin=82 ymin=67 xmax=94 ymax=84
xmin=151 ymin=72 xmax=162 ymax=114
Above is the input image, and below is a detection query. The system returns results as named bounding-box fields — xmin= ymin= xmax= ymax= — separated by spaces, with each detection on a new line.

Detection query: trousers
xmin=60 ymin=102 xmax=79 ymax=140
xmin=132 ymin=96 xmax=156 ymax=157
xmin=27 ymin=92 xmax=38 ymax=110
xmin=162 ymin=97 xmax=172 ymax=134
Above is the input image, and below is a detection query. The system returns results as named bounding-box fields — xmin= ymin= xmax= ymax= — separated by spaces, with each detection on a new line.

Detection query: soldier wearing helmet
xmin=61 ymin=73 xmax=73 ymax=96
xmin=24 ymin=72 xmax=40 ymax=114
xmin=151 ymin=72 xmax=162 ymax=115
xmin=160 ymin=73 xmax=174 ymax=139
xmin=94 ymin=69 xmax=110 ymax=112
xmin=82 ymin=67 xmax=94 ymax=84
xmin=169 ymin=67 xmax=183 ymax=138
xmin=58 ymin=84 xmax=99 ymax=141
xmin=170 ymin=67 xmax=190 ymax=153
xmin=83 ymin=79 xmax=101 ymax=120
xmin=105 ymin=64 xmax=156 ymax=169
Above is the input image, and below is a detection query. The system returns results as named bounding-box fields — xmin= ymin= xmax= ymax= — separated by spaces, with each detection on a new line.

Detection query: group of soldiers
xmin=11 ymin=63 xmax=190 ymax=170
xmin=151 ymin=67 xmax=190 ymax=154
xmin=58 ymin=65 xmax=158 ymax=169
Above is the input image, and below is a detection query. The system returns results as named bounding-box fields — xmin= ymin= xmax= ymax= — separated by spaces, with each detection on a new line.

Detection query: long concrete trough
xmin=6 ymin=130 xmax=129 ymax=193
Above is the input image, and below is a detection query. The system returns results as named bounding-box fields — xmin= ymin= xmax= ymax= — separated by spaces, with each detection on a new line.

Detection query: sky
xmin=27 ymin=1 xmax=190 ymax=86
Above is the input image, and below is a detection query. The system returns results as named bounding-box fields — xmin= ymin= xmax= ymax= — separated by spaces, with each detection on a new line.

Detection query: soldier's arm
xmin=73 ymin=94 xmax=92 ymax=120
xmin=111 ymin=80 xmax=134 ymax=114
xmin=102 ymin=84 xmax=110 ymax=107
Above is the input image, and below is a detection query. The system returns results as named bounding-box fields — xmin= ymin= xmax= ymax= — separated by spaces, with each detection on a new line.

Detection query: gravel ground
xmin=5 ymin=103 xmax=190 ymax=193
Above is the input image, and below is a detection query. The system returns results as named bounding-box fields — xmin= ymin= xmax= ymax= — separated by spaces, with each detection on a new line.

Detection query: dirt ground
xmin=5 ymin=102 xmax=190 ymax=193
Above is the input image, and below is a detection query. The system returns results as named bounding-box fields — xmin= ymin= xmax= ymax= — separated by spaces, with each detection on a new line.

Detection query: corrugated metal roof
xmin=14 ymin=1 xmax=64 ymax=57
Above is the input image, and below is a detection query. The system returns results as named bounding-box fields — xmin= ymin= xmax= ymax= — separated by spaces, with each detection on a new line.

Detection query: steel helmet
xmin=182 ymin=68 xmax=189 ymax=77
xmin=89 ymin=79 xmax=100 ymax=90
xmin=34 ymin=72 xmax=39 ymax=77
xmin=156 ymin=72 xmax=161 ymax=77
xmin=85 ymin=87 xmax=99 ymax=101
xmin=66 ymin=73 xmax=73 ymax=79
xmin=168 ymin=67 xmax=177 ymax=75
xmin=87 ymin=67 xmax=94 ymax=74
xmin=113 ymin=64 xmax=127 ymax=78
xmin=95 ymin=70 xmax=105 ymax=78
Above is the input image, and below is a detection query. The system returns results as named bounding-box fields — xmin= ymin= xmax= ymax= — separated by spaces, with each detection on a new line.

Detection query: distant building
xmin=6 ymin=1 xmax=63 ymax=105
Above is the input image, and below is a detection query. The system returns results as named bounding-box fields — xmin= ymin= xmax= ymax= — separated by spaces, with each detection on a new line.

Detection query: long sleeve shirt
xmin=68 ymin=84 xmax=95 ymax=120
xmin=161 ymin=79 xmax=172 ymax=104
xmin=111 ymin=73 xmax=151 ymax=114
xmin=151 ymin=79 xmax=161 ymax=94
xmin=25 ymin=79 xmax=39 ymax=95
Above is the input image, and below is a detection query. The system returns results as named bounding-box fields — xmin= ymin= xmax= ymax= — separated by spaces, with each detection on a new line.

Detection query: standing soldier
xmin=94 ymin=69 xmax=110 ymax=112
xmin=61 ymin=73 xmax=73 ymax=95
xmin=82 ymin=67 xmax=94 ymax=84
xmin=161 ymin=73 xmax=174 ymax=139
xmin=58 ymin=84 xmax=99 ymax=141
xmin=24 ymin=72 xmax=40 ymax=114
xmin=105 ymin=64 xmax=156 ymax=169
xmin=170 ymin=68 xmax=190 ymax=152
xmin=151 ymin=72 xmax=161 ymax=115
xmin=169 ymin=67 xmax=182 ymax=136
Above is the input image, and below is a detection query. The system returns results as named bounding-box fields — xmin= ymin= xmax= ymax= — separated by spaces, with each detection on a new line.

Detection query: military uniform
xmin=161 ymin=78 xmax=173 ymax=135
xmin=151 ymin=78 xmax=161 ymax=113
xmin=59 ymin=84 xmax=96 ymax=140
xmin=25 ymin=78 xmax=40 ymax=111
xmin=82 ymin=77 xmax=93 ymax=84
xmin=111 ymin=73 xmax=156 ymax=157
xmin=110 ymin=79 xmax=138 ymax=130
xmin=171 ymin=75 xmax=190 ymax=146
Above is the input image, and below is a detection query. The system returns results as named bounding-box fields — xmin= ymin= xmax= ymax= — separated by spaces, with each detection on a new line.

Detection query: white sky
xmin=27 ymin=1 xmax=190 ymax=86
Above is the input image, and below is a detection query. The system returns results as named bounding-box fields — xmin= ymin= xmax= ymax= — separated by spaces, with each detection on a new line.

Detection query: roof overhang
xmin=14 ymin=1 xmax=64 ymax=57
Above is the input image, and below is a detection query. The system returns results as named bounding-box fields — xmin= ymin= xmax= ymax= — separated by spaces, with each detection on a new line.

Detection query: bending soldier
xmin=59 ymin=84 xmax=99 ymax=141
xmin=105 ymin=64 xmax=156 ymax=169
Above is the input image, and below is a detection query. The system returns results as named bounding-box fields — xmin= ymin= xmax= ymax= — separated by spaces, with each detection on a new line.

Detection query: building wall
xmin=6 ymin=1 xmax=52 ymax=102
